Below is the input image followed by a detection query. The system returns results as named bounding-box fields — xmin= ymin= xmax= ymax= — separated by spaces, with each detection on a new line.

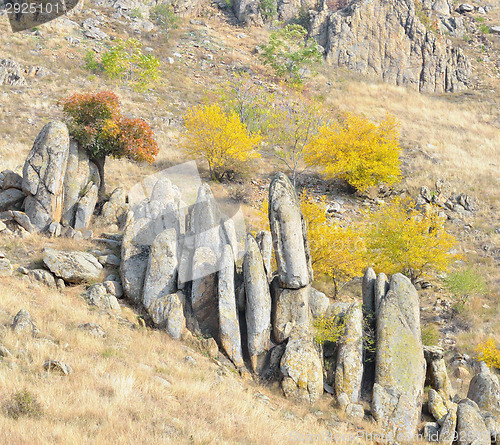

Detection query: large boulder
xmin=22 ymin=122 xmax=70 ymax=231
xmin=424 ymin=346 xmax=454 ymax=400
xmin=0 ymin=188 xmax=25 ymax=211
xmin=73 ymin=183 xmax=98 ymax=230
xmin=456 ymin=399 xmax=491 ymax=445
xmin=218 ymin=244 xmax=244 ymax=369
xmin=142 ymin=228 xmax=178 ymax=311
xmin=467 ymin=362 xmax=500 ymax=414
xmin=271 ymin=280 xmax=310 ymax=344
xmin=280 ymin=327 xmax=323 ymax=404
xmin=99 ymin=187 xmax=127 ymax=227
xmin=148 ymin=291 xmax=186 ymax=339
xmin=371 ymin=273 xmax=426 ymax=441
xmin=43 ymin=247 xmax=102 ymax=284
xmin=335 ymin=302 xmax=363 ymax=404
xmin=439 ymin=403 xmax=458 ymax=445
xmin=244 ymin=234 xmax=271 ymax=373
xmin=268 ymin=173 xmax=312 ymax=289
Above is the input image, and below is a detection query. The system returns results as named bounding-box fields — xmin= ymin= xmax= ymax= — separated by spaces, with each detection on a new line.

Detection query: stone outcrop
xmin=22 ymin=121 xmax=70 ymax=231
xmin=244 ymin=234 xmax=272 ymax=373
xmin=43 ymin=247 xmax=103 ymax=284
xmin=0 ymin=188 xmax=25 ymax=212
xmin=424 ymin=346 xmax=454 ymax=400
xmin=309 ymin=0 xmax=471 ymax=93
xmin=371 ymin=273 xmax=426 ymax=440
xmin=269 ymin=172 xmax=312 ymax=289
xmin=280 ymin=327 xmax=323 ymax=404
xmin=218 ymin=244 xmax=244 ymax=368
xmin=467 ymin=362 xmax=500 ymax=414
xmin=334 ymin=302 xmax=363 ymax=404
xmin=456 ymin=399 xmax=491 ymax=445
xmin=148 ymin=291 xmax=186 ymax=338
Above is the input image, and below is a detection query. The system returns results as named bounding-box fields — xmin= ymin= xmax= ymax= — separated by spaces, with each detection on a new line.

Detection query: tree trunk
xmin=93 ymin=156 xmax=106 ymax=201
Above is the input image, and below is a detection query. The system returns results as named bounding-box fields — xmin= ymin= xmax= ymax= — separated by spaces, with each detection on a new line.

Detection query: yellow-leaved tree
xmin=305 ymin=113 xmax=401 ymax=192
xmin=182 ymin=103 xmax=261 ymax=181
xmin=475 ymin=339 xmax=500 ymax=370
xmin=365 ymin=197 xmax=459 ymax=282
xmin=301 ymin=191 xmax=366 ymax=295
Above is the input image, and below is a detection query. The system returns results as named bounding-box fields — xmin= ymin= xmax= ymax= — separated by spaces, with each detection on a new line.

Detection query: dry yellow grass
xmin=0 ymin=274 xmax=379 ymax=444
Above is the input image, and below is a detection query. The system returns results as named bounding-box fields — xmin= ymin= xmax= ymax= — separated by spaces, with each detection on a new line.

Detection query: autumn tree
xmin=301 ymin=191 xmax=366 ymax=295
xmin=365 ymin=197 xmax=459 ymax=282
xmin=182 ymin=103 xmax=261 ymax=181
xmin=59 ymin=91 xmax=159 ymax=198
xmin=261 ymin=24 xmax=322 ymax=84
xmin=306 ymin=113 xmax=401 ymax=192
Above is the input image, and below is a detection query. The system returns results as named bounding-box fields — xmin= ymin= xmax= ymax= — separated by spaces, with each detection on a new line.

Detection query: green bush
xmin=445 ymin=267 xmax=487 ymax=313
xmin=150 ymin=3 xmax=178 ymax=39
xmin=478 ymin=24 xmax=490 ymax=34
xmin=259 ymin=0 xmax=276 ymax=21
xmin=84 ymin=49 xmax=102 ymax=72
xmin=3 ymin=390 xmax=43 ymax=419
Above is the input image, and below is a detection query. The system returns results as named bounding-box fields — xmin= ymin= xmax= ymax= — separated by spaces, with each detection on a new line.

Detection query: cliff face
xmin=310 ymin=0 xmax=471 ymax=93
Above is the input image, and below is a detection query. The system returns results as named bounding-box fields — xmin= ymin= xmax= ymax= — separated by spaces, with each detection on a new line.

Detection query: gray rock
xmin=424 ymin=345 xmax=454 ymax=400
xmin=43 ymin=247 xmax=103 ymax=284
xmin=491 ymin=26 xmax=500 ymax=35
xmin=0 ymin=188 xmax=25 ymax=212
xmin=337 ymin=392 xmax=350 ymax=410
xmin=346 ymin=403 xmax=365 ymax=420
xmin=256 ymin=230 xmax=272 ymax=279
xmin=143 ymin=228 xmax=178 ymax=310
xmin=423 ymin=422 xmax=440 ymax=442
xmin=362 ymin=267 xmax=376 ymax=317
xmin=458 ymin=3 xmax=474 ymax=13
xmin=11 ymin=309 xmax=38 ymax=336
xmin=86 ymin=284 xmax=120 ymax=312
xmin=1 ymin=170 xmax=23 ymax=190
xmin=103 ymin=280 xmax=123 ymax=298
xmin=78 ymin=322 xmax=105 ymax=337
xmin=439 ymin=403 xmax=458 ymax=445
xmin=309 ymin=287 xmax=329 ymax=319
xmin=218 ymin=244 xmax=244 ymax=368
xmin=9 ymin=211 xmax=34 ymax=233
xmin=456 ymin=399 xmax=491 ymax=445
xmin=428 ymin=389 xmax=449 ymax=424
xmin=44 ymin=360 xmax=72 ymax=375
xmin=22 ymin=122 xmax=70 ymax=231
xmin=191 ymin=246 xmax=218 ymax=338
xmin=374 ymin=272 xmax=389 ymax=317
xmin=371 ymin=273 xmax=426 ymax=440
xmin=0 ymin=258 xmax=13 ymax=276
xmin=27 ymin=269 xmax=56 ymax=288
xmin=99 ymin=187 xmax=127 ymax=226
xmin=271 ymin=281 xmax=310 ymax=344
xmin=74 ymin=183 xmax=98 ymax=230
xmin=98 ymin=254 xmax=121 ymax=267
xmin=335 ymin=302 xmax=363 ymax=404
xmin=244 ymin=234 xmax=271 ymax=373
xmin=148 ymin=291 xmax=185 ymax=338
xmin=467 ymin=362 xmax=500 ymax=413
xmin=0 ymin=59 xmax=27 ymax=86
xmin=269 ymin=173 xmax=312 ymax=289
xmin=281 ymin=327 xmax=323 ymax=404
xmin=310 ymin=0 xmax=471 ymax=93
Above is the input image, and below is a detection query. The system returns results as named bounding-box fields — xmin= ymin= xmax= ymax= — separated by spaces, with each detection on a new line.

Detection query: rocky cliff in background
xmin=309 ymin=0 xmax=471 ymax=93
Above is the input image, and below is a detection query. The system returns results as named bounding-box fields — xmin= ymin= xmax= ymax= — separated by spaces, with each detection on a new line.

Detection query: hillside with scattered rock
xmin=0 ymin=0 xmax=499 ymax=443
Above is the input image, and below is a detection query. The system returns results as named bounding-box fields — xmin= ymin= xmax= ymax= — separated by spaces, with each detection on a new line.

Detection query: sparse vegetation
xmin=150 ymin=3 xmax=179 ymax=39
xmin=259 ymin=0 xmax=276 ymax=21
xmin=261 ymin=23 xmax=322 ymax=84
xmin=313 ymin=312 xmax=346 ymax=345
xmin=445 ymin=267 xmax=487 ymax=313
xmin=3 ymin=390 xmax=43 ymax=420
xmin=421 ymin=324 xmax=440 ymax=346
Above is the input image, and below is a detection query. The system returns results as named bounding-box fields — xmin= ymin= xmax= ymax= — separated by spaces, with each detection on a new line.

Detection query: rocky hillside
xmin=0 ymin=0 xmax=499 ymax=443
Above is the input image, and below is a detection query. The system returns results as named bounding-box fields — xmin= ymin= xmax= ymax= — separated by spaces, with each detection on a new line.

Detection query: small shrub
xmin=260 ymin=23 xmax=322 ymax=84
xmin=128 ymin=7 xmax=143 ymax=19
xmin=181 ymin=103 xmax=261 ymax=181
xmin=478 ymin=24 xmax=490 ymax=34
xmin=150 ymin=3 xmax=178 ymax=39
xmin=3 ymin=390 xmax=43 ymax=419
xmin=84 ymin=49 xmax=102 ymax=72
xmin=421 ymin=324 xmax=440 ymax=346
xmin=313 ymin=312 xmax=345 ymax=345
xmin=445 ymin=267 xmax=487 ymax=313
xmin=475 ymin=338 xmax=500 ymax=370
xmin=259 ymin=0 xmax=276 ymax=21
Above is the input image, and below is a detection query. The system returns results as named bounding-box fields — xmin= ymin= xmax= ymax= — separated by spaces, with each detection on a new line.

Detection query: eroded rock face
xmin=310 ymin=0 xmax=471 ymax=93
xmin=244 ymin=234 xmax=272 ymax=373
xmin=335 ymin=302 xmax=363 ymax=404
xmin=218 ymin=244 xmax=244 ymax=368
xmin=371 ymin=273 xmax=426 ymax=440
xmin=74 ymin=183 xmax=98 ymax=230
xmin=148 ymin=291 xmax=186 ymax=339
xmin=281 ymin=327 xmax=323 ymax=404
xmin=43 ymin=247 xmax=102 ymax=284
xmin=22 ymin=121 xmax=70 ymax=231
xmin=424 ymin=345 xmax=454 ymax=400
xmin=467 ymin=362 xmax=500 ymax=414
xmin=269 ymin=173 xmax=312 ymax=289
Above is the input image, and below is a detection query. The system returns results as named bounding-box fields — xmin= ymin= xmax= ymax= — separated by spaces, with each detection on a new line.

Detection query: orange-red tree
xmin=59 ymin=91 xmax=159 ymax=197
